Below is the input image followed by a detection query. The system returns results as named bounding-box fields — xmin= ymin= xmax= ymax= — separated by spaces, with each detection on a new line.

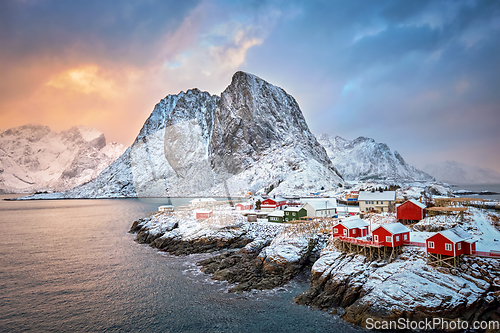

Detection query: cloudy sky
xmin=1 ymin=0 xmax=499 ymax=172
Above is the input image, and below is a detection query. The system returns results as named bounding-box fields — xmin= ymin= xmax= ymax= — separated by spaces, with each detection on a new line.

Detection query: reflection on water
xmin=0 ymin=195 xmax=363 ymax=332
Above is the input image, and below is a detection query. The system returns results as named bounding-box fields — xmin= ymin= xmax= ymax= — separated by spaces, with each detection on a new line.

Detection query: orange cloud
xmin=0 ymin=0 xmax=275 ymax=147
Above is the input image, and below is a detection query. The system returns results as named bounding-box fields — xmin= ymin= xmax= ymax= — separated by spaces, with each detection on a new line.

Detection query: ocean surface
xmin=0 ymin=195 xmax=363 ymax=333
xmin=452 ymin=184 xmax=500 ymax=201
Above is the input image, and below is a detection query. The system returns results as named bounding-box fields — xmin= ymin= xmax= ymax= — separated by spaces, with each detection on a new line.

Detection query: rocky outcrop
xmin=295 ymin=246 xmax=500 ymax=329
xmin=129 ymin=208 xmax=328 ymax=292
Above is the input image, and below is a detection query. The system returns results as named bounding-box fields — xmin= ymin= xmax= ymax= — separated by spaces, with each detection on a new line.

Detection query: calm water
xmin=452 ymin=184 xmax=500 ymax=201
xmin=0 ymin=195 xmax=363 ymax=333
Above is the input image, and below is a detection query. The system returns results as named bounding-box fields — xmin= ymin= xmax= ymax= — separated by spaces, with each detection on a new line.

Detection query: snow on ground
xmin=469 ymin=208 xmax=500 ymax=251
xmin=409 ymin=231 xmax=433 ymax=243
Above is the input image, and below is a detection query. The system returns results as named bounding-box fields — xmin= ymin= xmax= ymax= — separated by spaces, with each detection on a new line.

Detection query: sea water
xmin=0 ymin=195 xmax=363 ymax=332
xmin=453 ymin=184 xmax=500 ymax=201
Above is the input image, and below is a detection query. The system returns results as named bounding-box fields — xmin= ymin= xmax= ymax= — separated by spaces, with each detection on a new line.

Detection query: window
xmin=386 ymin=236 xmax=392 ymax=243
xmin=428 ymin=241 xmax=434 ymax=249
xmin=374 ymin=235 xmax=379 ymax=242
xmin=404 ymin=234 xmax=408 ymax=240
xmin=343 ymin=229 xmax=347 ymax=235
xmin=381 ymin=207 xmax=384 ymax=212
xmin=396 ymin=236 xmax=400 ymax=242
xmin=353 ymin=229 xmax=357 ymax=234
xmin=376 ymin=201 xmax=379 ymax=204
xmin=457 ymin=243 xmax=461 ymax=250
xmin=334 ymin=228 xmax=338 ymax=234
xmin=445 ymin=243 xmax=452 ymax=251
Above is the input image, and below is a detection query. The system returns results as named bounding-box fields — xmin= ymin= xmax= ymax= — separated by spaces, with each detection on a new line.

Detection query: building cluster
xmin=157 ymin=191 xmax=492 ymax=264
xmin=236 ymin=196 xmax=339 ymax=223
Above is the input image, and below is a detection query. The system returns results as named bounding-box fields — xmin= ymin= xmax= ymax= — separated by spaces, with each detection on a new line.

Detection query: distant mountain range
xmin=12 ymin=72 xmax=441 ymax=199
xmin=421 ymin=161 xmax=500 ymax=184
xmin=0 ymin=124 xmax=125 ymax=193
xmin=317 ymin=134 xmax=434 ymax=183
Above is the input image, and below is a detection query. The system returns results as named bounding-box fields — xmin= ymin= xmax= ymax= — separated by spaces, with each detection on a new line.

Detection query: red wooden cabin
xmin=261 ymin=196 xmax=287 ymax=210
xmin=372 ymin=222 xmax=410 ymax=247
xmin=397 ymin=199 xmax=426 ymax=223
xmin=235 ymin=202 xmax=252 ymax=211
xmin=195 ymin=210 xmax=213 ymax=219
xmin=333 ymin=216 xmax=369 ymax=238
xmin=426 ymin=227 xmax=476 ymax=257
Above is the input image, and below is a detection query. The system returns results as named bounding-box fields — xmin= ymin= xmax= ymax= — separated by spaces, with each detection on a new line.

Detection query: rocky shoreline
xmin=294 ymin=247 xmax=500 ymax=330
xmin=129 ymin=210 xmax=327 ymax=292
xmin=130 ymin=210 xmax=500 ymax=331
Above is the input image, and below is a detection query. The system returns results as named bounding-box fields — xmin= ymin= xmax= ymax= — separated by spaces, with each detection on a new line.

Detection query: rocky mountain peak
xmin=317 ymin=134 xmax=433 ymax=183
xmin=25 ymin=72 xmax=343 ymax=199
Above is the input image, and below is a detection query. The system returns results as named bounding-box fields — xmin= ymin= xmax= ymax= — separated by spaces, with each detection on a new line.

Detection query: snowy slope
xmin=317 ymin=134 xmax=433 ymax=183
xmin=23 ymin=72 xmax=343 ymax=199
xmin=0 ymin=124 xmax=125 ymax=193
xmin=421 ymin=160 xmax=500 ymax=184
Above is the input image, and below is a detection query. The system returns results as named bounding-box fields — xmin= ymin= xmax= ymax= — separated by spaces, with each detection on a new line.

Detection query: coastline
xmin=129 ymin=208 xmax=500 ymax=330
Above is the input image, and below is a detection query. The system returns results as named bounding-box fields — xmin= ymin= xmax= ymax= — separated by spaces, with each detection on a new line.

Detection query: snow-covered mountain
xmin=421 ymin=161 xmax=500 ymax=184
xmin=0 ymin=124 xmax=125 ymax=193
xmin=24 ymin=72 xmax=343 ymax=199
xmin=317 ymin=134 xmax=433 ymax=183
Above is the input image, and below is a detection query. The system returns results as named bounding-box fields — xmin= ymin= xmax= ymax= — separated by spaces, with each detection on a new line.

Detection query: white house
xmin=302 ymin=200 xmax=337 ymax=218
xmin=358 ymin=191 xmax=396 ymax=213
xmin=158 ymin=205 xmax=174 ymax=212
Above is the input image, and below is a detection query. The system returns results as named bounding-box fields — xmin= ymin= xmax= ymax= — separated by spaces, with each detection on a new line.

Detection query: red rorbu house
xmin=261 ymin=196 xmax=287 ymax=212
xmin=195 ymin=210 xmax=213 ymax=219
xmin=426 ymin=227 xmax=477 ymax=257
xmin=397 ymin=199 xmax=426 ymax=223
xmin=333 ymin=216 xmax=370 ymax=238
xmin=372 ymin=222 xmax=410 ymax=247
xmin=235 ymin=202 xmax=253 ymax=211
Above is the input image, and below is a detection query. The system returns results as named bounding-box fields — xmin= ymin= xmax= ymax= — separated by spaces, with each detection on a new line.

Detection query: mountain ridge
xmin=23 ymin=72 xmax=343 ymax=199
xmin=317 ymin=133 xmax=433 ymax=183
xmin=0 ymin=124 xmax=125 ymax=193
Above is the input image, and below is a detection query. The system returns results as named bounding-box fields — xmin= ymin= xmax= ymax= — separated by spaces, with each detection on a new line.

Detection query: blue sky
xmin=1 ymin=0 xmax=499 ymax=171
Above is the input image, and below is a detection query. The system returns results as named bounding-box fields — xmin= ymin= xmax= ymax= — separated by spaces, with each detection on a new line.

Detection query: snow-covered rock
xmin=295 ymin=246 xmax=498 ymax=329
xmin=0 ymin=124 xmax=125 ymax=193
xmin=24 ymin=72 xmax=343 ymax=199
xmin=317 ymin=134 xmax=433 ymax=184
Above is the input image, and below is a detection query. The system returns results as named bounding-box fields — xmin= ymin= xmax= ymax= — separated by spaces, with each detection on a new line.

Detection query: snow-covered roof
xmin=358 ymin=191 xmax=396 ymax=201
xmin=267 ymin=211 xmax=285 ymax=217
xmin=439 ymin=227 xmax=475 ymax=243
xmin=339 ymin=216 xmax=369 ymax=229
xmin=301 ymin=197 xmax=337 ymax=207
xmin=285 ymin=206 xmax=305 ymax=212
xmin=406 ymin=199 xmax=426 ymax=209
xmin=236 ymin=202 xmax=252 ymax=206
xmin=158 ymin=205 xmax=173 ymax=208
xmin=304 ymin=200 xmax=336 ymax=211
xmin=194 ymin=209 xmax=213 ymax=213
xmin=375 ymin=222 xmax=410 ymax=235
